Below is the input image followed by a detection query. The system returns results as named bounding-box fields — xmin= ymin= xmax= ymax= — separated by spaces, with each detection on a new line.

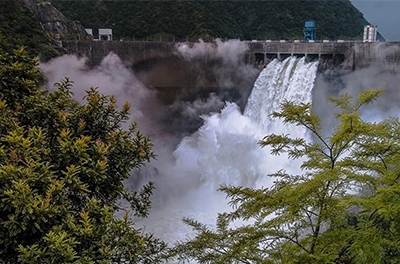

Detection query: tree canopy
xmin=0 ymin=39 xmax=166 ymax=263
xmin=173 ymin=89 xmax=400 ymax=263
xmin=50 ymin=0 xmax=368 ymax=41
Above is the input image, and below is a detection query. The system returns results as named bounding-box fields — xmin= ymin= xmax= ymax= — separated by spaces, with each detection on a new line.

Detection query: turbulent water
xmin=137 ymin=56 xmax=319 ymax=244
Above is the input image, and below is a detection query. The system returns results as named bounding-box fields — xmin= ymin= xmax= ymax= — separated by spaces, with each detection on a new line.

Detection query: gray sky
xmin=350 ymin=0 xmax=400 ymax=41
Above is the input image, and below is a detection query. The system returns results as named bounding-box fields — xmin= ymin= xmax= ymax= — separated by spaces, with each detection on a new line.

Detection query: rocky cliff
xmin=22 ymin=0 xmax=88 ymax=40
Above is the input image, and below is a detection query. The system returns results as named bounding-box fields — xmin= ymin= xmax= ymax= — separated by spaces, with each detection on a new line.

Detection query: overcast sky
xmin=350 ymin=0 xmax=400 ymax=41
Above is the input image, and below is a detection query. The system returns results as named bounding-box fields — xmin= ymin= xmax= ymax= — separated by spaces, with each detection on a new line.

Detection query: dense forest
xmin=50 ymin=0 xmax=369 ymax=41
xmin=0 ymin=0 xmax=375 ymax=57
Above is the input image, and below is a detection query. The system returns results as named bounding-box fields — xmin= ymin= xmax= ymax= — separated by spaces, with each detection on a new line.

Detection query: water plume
xmin=138 ymin=57 xmax=319 ymax=243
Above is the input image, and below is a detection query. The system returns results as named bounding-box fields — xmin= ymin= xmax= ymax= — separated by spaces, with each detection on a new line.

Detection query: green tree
xmin=0 ymin=40 xmax=166 ymax=262
xmin=173 ymin=89 xmax=400 ymax=263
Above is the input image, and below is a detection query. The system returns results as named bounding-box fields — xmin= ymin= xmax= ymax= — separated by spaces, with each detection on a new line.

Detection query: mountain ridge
xmin=50 ymin=0 xmax=372 ymax=41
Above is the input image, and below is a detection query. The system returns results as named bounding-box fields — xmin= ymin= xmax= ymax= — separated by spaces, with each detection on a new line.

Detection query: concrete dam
xmin=61 ymin=40 xmax=400 ymax=70
xmin=59 ymin=40 xmax=400 ymax=113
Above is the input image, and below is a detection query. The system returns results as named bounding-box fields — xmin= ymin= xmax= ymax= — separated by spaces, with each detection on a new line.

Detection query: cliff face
xmin=22 ymin=0 xmax=88 ymax=40
xmin=0 ymin=0 xmax=87 ymax=59
xmin=0 ymin=0 xmax=53 ymax=58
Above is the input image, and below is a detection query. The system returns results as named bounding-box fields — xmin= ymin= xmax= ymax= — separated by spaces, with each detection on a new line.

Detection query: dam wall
xmin=61 ymin=40 xmax=400 ymax=70
xmin=61 ymin=40 xmax=177 ymax=66
xmin=58 ymin=40 xmax=400 ymax=112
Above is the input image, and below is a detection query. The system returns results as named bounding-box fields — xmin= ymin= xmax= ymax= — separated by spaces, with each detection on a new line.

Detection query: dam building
xmin=363 ymin=25 xmax=378 ymax=43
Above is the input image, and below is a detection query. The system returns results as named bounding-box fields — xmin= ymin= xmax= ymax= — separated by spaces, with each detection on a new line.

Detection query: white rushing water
xmin=138 ymin=57 xmax=319 ymax=244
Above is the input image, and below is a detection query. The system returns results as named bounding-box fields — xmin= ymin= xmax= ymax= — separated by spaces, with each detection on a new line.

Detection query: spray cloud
xmin=40 ymin=53 xmax=164 ymax=136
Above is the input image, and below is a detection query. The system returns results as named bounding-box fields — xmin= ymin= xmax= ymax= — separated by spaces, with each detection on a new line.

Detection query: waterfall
xmin=244 ymin=57 xmax=318 ymax=134
xmin=137 ymin=57 xmax=319 ymax=244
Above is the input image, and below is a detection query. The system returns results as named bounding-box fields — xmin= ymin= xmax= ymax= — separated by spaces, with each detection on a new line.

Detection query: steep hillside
xmin=21 ymin=0 xmax=88 ymax=40
xmin=50 ymin=0 xmax=370 ymax=41
xmin=0 ymin=0 xmax=54 ymax=58
xmin=0 ymin=0 xmax=89 ymax=60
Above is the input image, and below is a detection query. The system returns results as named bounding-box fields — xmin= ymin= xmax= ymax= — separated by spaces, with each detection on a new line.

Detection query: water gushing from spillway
xmin=137 ymin=57 xmax=319 ymax=244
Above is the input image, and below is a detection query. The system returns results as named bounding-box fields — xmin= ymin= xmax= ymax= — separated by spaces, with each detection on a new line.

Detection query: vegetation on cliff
xmin=0 ymin=0 xmax=59 ymax=60
xmin=50 ymin=0 xmax=369 ymax=41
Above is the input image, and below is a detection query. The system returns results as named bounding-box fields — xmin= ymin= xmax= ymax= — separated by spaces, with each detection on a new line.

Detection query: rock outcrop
xmin=22 ymin=0 xmax=88 ymax=40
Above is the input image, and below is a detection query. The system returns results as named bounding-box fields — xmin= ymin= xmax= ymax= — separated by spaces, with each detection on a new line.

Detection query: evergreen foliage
xmin=50 ymin=0 xmax=368 ymax=41
xmin=0 ymin=39 xmax=166 ymax=263
xmin=173 ymin=89 xmax=400 ymax=263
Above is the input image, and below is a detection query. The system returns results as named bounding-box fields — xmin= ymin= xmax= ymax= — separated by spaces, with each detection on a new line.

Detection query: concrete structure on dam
xmin=246 ymin=41 xmax=400 ymax=70
xmin=60 ymin=40 xmax=400 ymax=70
